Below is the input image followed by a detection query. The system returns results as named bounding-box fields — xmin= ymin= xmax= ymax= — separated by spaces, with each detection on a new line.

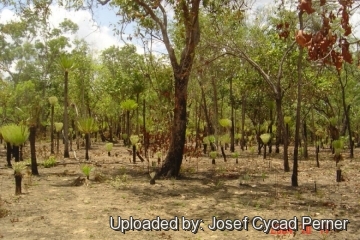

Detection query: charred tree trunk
xmin=303 ymin=120 xmax=308 ymax=159
xmin=13 ymin=145 xmax=20 ymax=162
xmin=126 ymin=111 xmax=130 ymax=146
xmin=220 ymin=145 xmax=227 ymax=162
xmin=316 ymin=136 xmax=320 ymax=168
xmin=63 ymin=71 xmax=70 ymax=158
xmin=268 ymin=106 xmax=273 ymax=154
xmin=29 ymin=125 xmax=39 ymax=175
xmin=57 ymin=131 xmax=60 ymax=154
xmin=15 ymin=174 xmax=22 ymax=195
xmin=50 ymin=105 xmax=55 ymax=154
xmin=275 ymin=97 xmax=284 ymax=156
xmin=157 ymin=75 xmax=189 ymax=178
xmin=133 ymin=144 xmax=136 ymax=164
xmin=19 ymin=145 xmax=23 ymax=161
xmin=240 ymin=95 xmax=246 ymax=151
xmin=85 ymin=133 xmax=90 ymax=160
xmin=230 ymin=77 xmax=235 ymax=152
xmin=6 ymin=142 xmax=12 ymax=167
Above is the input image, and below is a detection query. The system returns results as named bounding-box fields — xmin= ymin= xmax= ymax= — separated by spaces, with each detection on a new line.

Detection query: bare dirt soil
xmin=1 ymin=141 xmax=360 ymax=240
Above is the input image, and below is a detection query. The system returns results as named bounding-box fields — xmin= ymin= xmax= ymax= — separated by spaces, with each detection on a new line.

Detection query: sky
xmin=0 ymin=0 xmax=274 ymax=55
xmin=0 ymin=0 xmax=359 ymax=55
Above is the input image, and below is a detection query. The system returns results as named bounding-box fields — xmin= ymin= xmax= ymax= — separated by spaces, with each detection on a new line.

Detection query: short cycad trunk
xmin=15 ymin=174 xmax=22 ymax=195
xmin=30 ymin=125 xmax=39 ymax=175
xmin=85 ymin=133 xmax=90 ymax=160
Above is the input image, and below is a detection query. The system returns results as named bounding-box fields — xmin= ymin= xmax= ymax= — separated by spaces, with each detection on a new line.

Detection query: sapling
xmin=105 ymin=142 xmax=113 ymax=156
xmin=81 ymin=165 xmax=94 ymax=180
xmin=209 ymin=151 xmax=217 ymax=165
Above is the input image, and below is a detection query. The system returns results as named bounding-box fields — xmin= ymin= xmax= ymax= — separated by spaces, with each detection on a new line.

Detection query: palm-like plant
xmin=13 ymin=162 xmax=27 ymax=195
xmin=58 ymin=54 xmax=76 ymax=158
xmin=54 ymin=122 xmax=63 ymax=154
xmin=77 ymin=117 xmax=98 ymax=160
xmin=0 ymin=124 xmax=29 ymax=164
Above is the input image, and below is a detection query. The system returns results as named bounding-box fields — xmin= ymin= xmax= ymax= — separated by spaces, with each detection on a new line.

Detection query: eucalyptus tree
xmin=200 ymin=4 xmax=299 ymax=172
xmin=95 ymin=0 xmax=206 ymax=177
xmin=291 ymin=0 xmax=358 ymax=186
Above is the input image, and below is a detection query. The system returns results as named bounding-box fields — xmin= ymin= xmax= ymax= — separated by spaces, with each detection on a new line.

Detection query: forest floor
xmin=0 ymin=141 xmax=360 ymax=240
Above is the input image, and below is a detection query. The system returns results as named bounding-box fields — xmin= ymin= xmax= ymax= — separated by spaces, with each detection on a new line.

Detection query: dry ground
xmin=1 ymin=141 xmax=360 ymax=240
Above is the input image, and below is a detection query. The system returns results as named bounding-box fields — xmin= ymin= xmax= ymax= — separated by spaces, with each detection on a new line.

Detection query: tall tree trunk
xmin=200 ymin=82 xmax=213 ymax=135
xmin=29 ymin=125 xmax=38 ymax=175
xmin=241 ymin=95 xmax=246 ymax=151
xmin=63 ymin=71 xmax=70 ymax=158
xmin=136 ymin=93 xmax=140 ymax=135
xmin=212 ymin=76 xmax=218 ymax=145
xmin=292 ymin=11 xmax=304 ymax=187
xmin=126 ymin=110 xmax=130 ymax=146
xmin=268 ymin=105 xmax=273 ymax=154
xmin=303 ymin=120 xmax=308 ymax=159
xmin=143 ymin=99 xmax=148 ymax=158
xmin=157 ymin=74 xmax=189 ymax=178
xmin=339 ymin=70 xmax=354 ymax=158
xmin=50 ymin=105 xmax=55 ymax=154
xmin=230 ymin=77 xmax=235 ymax=152
xmin=276 ymin=97 xmax=289 ymax=172
xmin=57 ymin=131 xmax=60 ymax=154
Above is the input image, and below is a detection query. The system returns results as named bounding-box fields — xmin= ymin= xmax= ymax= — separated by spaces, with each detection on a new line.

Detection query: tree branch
xmin=133 ymin=0 xmax=178 ymax=69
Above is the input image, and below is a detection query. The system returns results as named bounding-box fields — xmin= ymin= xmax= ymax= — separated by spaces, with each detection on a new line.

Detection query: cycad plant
xmin=58 ymin=54 xmax=76 ymax=158
xmin=219 ymin=134 xmax=230 ymax=162
xmin=209 ymin=151 xmax=217 ymax=165
xmin=54 ymin=122 xmax=63 ymax=154
xmin=105 ymin=142 xmax=113 ymax=156
xmin=260 ymin=133 xmax=271 ymax=159
xmin=332 ymin=139 xmax=344 ymax=166
xmin=130 ymin=135 xmax=139 ymax=163
xmin=48 ymin=96 xmax=58 ymax=154
xmin=13 ymin=162 xmax=26 ymax=195
xmin=202 ymin=136 xmax=210 ymax=154
xmin=0 ymin=124 xmax=29 ymax=165
xmin=77 ymin=117 xmax=99 ymax=160
xmin=81 ymin=164 xmax=94 ymax=180
xmin=232 ymin=152 xmax=239 ymax=164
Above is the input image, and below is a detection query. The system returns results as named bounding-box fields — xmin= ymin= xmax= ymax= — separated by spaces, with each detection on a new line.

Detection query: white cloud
xmin=47 ymin=5 xmax=123 ymax=53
